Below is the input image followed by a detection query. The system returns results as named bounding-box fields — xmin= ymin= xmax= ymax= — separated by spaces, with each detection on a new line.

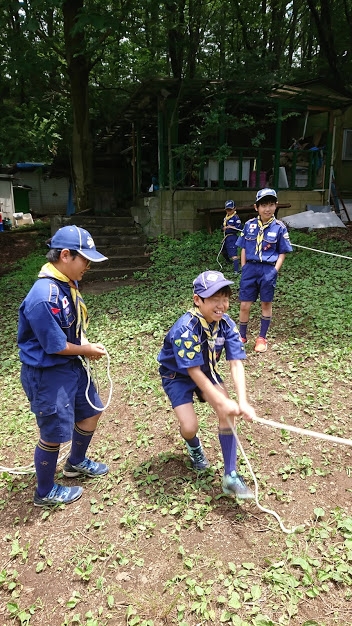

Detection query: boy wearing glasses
xmin=18 ymin=225 xmax=109 ymax=507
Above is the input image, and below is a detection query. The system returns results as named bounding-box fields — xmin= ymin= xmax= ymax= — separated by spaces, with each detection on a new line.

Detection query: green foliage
xmin=1 ymin=230 xmax=352 ymax=625
xmin=1 ymin=0 xmax=352 ymax=166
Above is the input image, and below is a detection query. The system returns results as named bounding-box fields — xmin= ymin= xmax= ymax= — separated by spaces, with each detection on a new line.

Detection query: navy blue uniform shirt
xmin=18 ymin=278 xmax=80 ymax=368
xmin=158 ymin=311 xmax=246 ymax=377
xmin=236 ymin=216 xmax=292 ymax=262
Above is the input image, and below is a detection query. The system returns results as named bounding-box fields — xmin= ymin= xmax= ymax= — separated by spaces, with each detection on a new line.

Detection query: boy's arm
xmin=240 ymin=248 xmax=246 ymax=266
xmin=275 ymin=253 xmax=286 ymax=272
xmin=188 ymin=366 xmax=240 ymax=419
xmin=229 ymin=360 xmax=257 ymax=421
xmin=57 ymin=341 xmax=106 ymax=360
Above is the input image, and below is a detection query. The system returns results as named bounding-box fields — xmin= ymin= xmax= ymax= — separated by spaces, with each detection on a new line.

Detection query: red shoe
xmin=254 ymin=337 xmax=267 ymax=353
xmin=240 ymin=336 xmax=247 ymax=344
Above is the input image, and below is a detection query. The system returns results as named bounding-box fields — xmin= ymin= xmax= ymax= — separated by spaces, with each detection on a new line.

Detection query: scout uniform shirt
xmin=236 ymin=216 xmax=292 ymax=263
xmin=18 ymin=278 xmax=81 ymax=368
xmin=158 ymin=310 xmax=246 ymax=378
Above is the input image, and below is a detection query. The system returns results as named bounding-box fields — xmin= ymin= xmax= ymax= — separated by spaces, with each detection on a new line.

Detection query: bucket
xmin=249 ymin=171 xmax=267 ymax=188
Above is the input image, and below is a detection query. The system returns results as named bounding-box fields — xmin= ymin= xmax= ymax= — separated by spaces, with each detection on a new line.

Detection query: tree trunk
xmin=63 ymin=0 xmax=93 ymax=213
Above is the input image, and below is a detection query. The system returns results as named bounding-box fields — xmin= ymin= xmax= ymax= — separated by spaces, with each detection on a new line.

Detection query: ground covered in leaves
xmin=0 ymin=226 xmax=352 ymax=626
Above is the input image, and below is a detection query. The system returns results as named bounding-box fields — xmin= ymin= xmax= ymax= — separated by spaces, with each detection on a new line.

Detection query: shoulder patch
xmin=48 ymin=282 xmax=60 ymax=305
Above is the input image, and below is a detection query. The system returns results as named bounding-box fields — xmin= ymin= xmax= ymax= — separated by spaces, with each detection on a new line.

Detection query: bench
xmin=197 ymin=203 xmax=291 ymax=233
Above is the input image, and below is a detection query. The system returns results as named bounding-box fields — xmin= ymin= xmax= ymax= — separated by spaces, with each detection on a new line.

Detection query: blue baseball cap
xmin=49 ymin=225 xmax=108 ymax=262
xmin=255 ymin=188 xmax=277 ymax=203
xmin=225 ymin=200 xmax=235 ymax=209
xmin=193 ymin=271 xmax=234 ymax=298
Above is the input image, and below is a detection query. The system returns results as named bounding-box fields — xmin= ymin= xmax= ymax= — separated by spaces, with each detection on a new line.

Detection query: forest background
xmin=2 ymin=0 xmax=352 ymax=211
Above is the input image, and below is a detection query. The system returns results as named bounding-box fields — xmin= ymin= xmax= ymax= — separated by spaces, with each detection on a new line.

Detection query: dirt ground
xmin=1 ymin=226 xmax=352 ymax=626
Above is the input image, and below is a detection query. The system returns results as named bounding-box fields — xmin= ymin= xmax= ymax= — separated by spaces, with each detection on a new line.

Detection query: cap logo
xmin=206 ymin=273 xmax=219 ymax=283
xmin=86 ymin=235 xmax=95 ymax=249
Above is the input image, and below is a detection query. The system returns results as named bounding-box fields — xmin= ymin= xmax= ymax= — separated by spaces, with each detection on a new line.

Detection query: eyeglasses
xmin=77 ymin=253 xmax=91 ymax=269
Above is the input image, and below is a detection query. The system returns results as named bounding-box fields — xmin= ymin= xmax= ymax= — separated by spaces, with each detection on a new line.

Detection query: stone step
xmin=83 ymin=265 xmax=149 ymax=282
xmin=66 ymin=214 xmax=150 ymax=281
xmin=97 ymin=255 xmax=150 ymax=268
xmin=72 ymin=215 xmax=133 ymax=227
xmin=93 ymin=233 xmax=147 ymax=247
xmin=101 ymin=244 xmax=147 ymax=256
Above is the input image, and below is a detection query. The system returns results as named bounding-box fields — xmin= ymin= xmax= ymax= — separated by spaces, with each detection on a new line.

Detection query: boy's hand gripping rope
xmin=227 ymin=415 xmax=352 ymax=535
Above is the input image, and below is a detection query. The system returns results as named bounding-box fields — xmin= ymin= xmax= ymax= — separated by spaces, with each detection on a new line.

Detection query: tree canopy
xmin=1 ymin=0 xmax=352 ymax=209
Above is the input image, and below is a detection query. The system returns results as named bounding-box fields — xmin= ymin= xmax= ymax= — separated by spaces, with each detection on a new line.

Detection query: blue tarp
xmin=16 ymin=162 xmax=45 ymax=169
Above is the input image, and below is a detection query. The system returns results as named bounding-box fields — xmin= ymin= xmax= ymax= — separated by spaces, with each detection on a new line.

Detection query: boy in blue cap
xmin=18 ymin=225 xmax=109 ymax=507
xmin=236 ymin=188 xmax=292 ymax=353
xmin=158 ymin=270 xmax=257 ymax=499
xmin=221 ymin=200 xmax=242 ymax=274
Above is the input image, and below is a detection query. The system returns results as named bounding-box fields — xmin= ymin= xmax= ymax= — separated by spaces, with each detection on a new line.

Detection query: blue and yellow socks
xmin=35 ymin=441 xmax=60 ymax=497
xmin=69 ymin=424 xmax=94 ymax=465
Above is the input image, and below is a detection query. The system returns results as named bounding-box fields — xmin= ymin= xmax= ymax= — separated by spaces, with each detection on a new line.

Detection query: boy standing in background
xmin=221 ymin=200 xmax=242 ymax=275
xmin=236 ymin=188 xmax=292 ymax=353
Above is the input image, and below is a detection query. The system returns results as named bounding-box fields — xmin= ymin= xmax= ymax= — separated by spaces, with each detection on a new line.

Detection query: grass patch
xmin=0 ymin=229 xmax=352 ymax=626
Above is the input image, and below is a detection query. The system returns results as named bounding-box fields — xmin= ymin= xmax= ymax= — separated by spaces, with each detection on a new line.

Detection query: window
xmin=342 ymin=129 xmax=352 ymax=160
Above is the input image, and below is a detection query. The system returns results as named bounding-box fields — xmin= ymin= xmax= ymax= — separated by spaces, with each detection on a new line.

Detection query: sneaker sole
xmin=33 ymin=489 xmax=83 ymax=507
xmin=63 ymin=468 xmax=109 ymax=478
xmin=222 ymin=487 xmax=255 ymax=499
xmin=254 ymin=345 xmax=267 ymax=353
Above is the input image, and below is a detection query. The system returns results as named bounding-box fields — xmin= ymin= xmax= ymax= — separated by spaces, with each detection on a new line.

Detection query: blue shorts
xmin=159 ymin=366 xmax=223 ymax=409
xmin=224 ymin=237 xmax=238 ymax=259
xmin=239 ymin=262 xmax=278 ymax=303
xmin=21 ymin=359 xmax=104 ymax=443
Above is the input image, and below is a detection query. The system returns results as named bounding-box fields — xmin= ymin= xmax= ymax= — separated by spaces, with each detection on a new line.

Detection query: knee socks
xmin=239 ymin=322 xmax=248 ymax=341
xmin=184 ymin=435 xmax=201 ymax=449
xmin=218 ymin=428 xmax=237 ymax=475
xmin=69 ymin=424 xmax=94 ymax=465
xmin=259 ymin=315 xmax=272 ymax=339
xmin=233 ymin=258 xmax=239 ymax=273
xmin=34 ymin=441 xmax=60 ymax=497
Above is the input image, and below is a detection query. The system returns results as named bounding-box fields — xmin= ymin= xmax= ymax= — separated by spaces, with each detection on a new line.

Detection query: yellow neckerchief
xmin=38 ymin=262 xmax=88 ymax=339
xmin=255 ymin=215 xmax=275 ymax=260
xmin=189 ymin=307 xmax=220 ymax=383
xmin=223 ymin=209 xmax=236 ymax=228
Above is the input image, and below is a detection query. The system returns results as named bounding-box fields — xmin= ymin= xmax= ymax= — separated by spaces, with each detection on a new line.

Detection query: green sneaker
xmin=222 ymin=471 xmax=254 ymax=499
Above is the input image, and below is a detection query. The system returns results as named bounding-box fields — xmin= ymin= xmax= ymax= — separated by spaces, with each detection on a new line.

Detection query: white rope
xmin=84 ymin=349 xmax=113 ymax=412
xmin=0 ymin=442 xmax=71 ymax=475
xmin=226 ymin=418 xmax=299 ymax=534
xmin=227 ymin=415 xmax=352 ymax=534
xmin=291 ymin=243 xmax=352 ymax=261
xmin=216 ymin=227 xmax=244 ymax=270
xmin=1 ymin=349 xmax=113 ymax=476
xmin=252 ymin=415 xmax=352 ymax=447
